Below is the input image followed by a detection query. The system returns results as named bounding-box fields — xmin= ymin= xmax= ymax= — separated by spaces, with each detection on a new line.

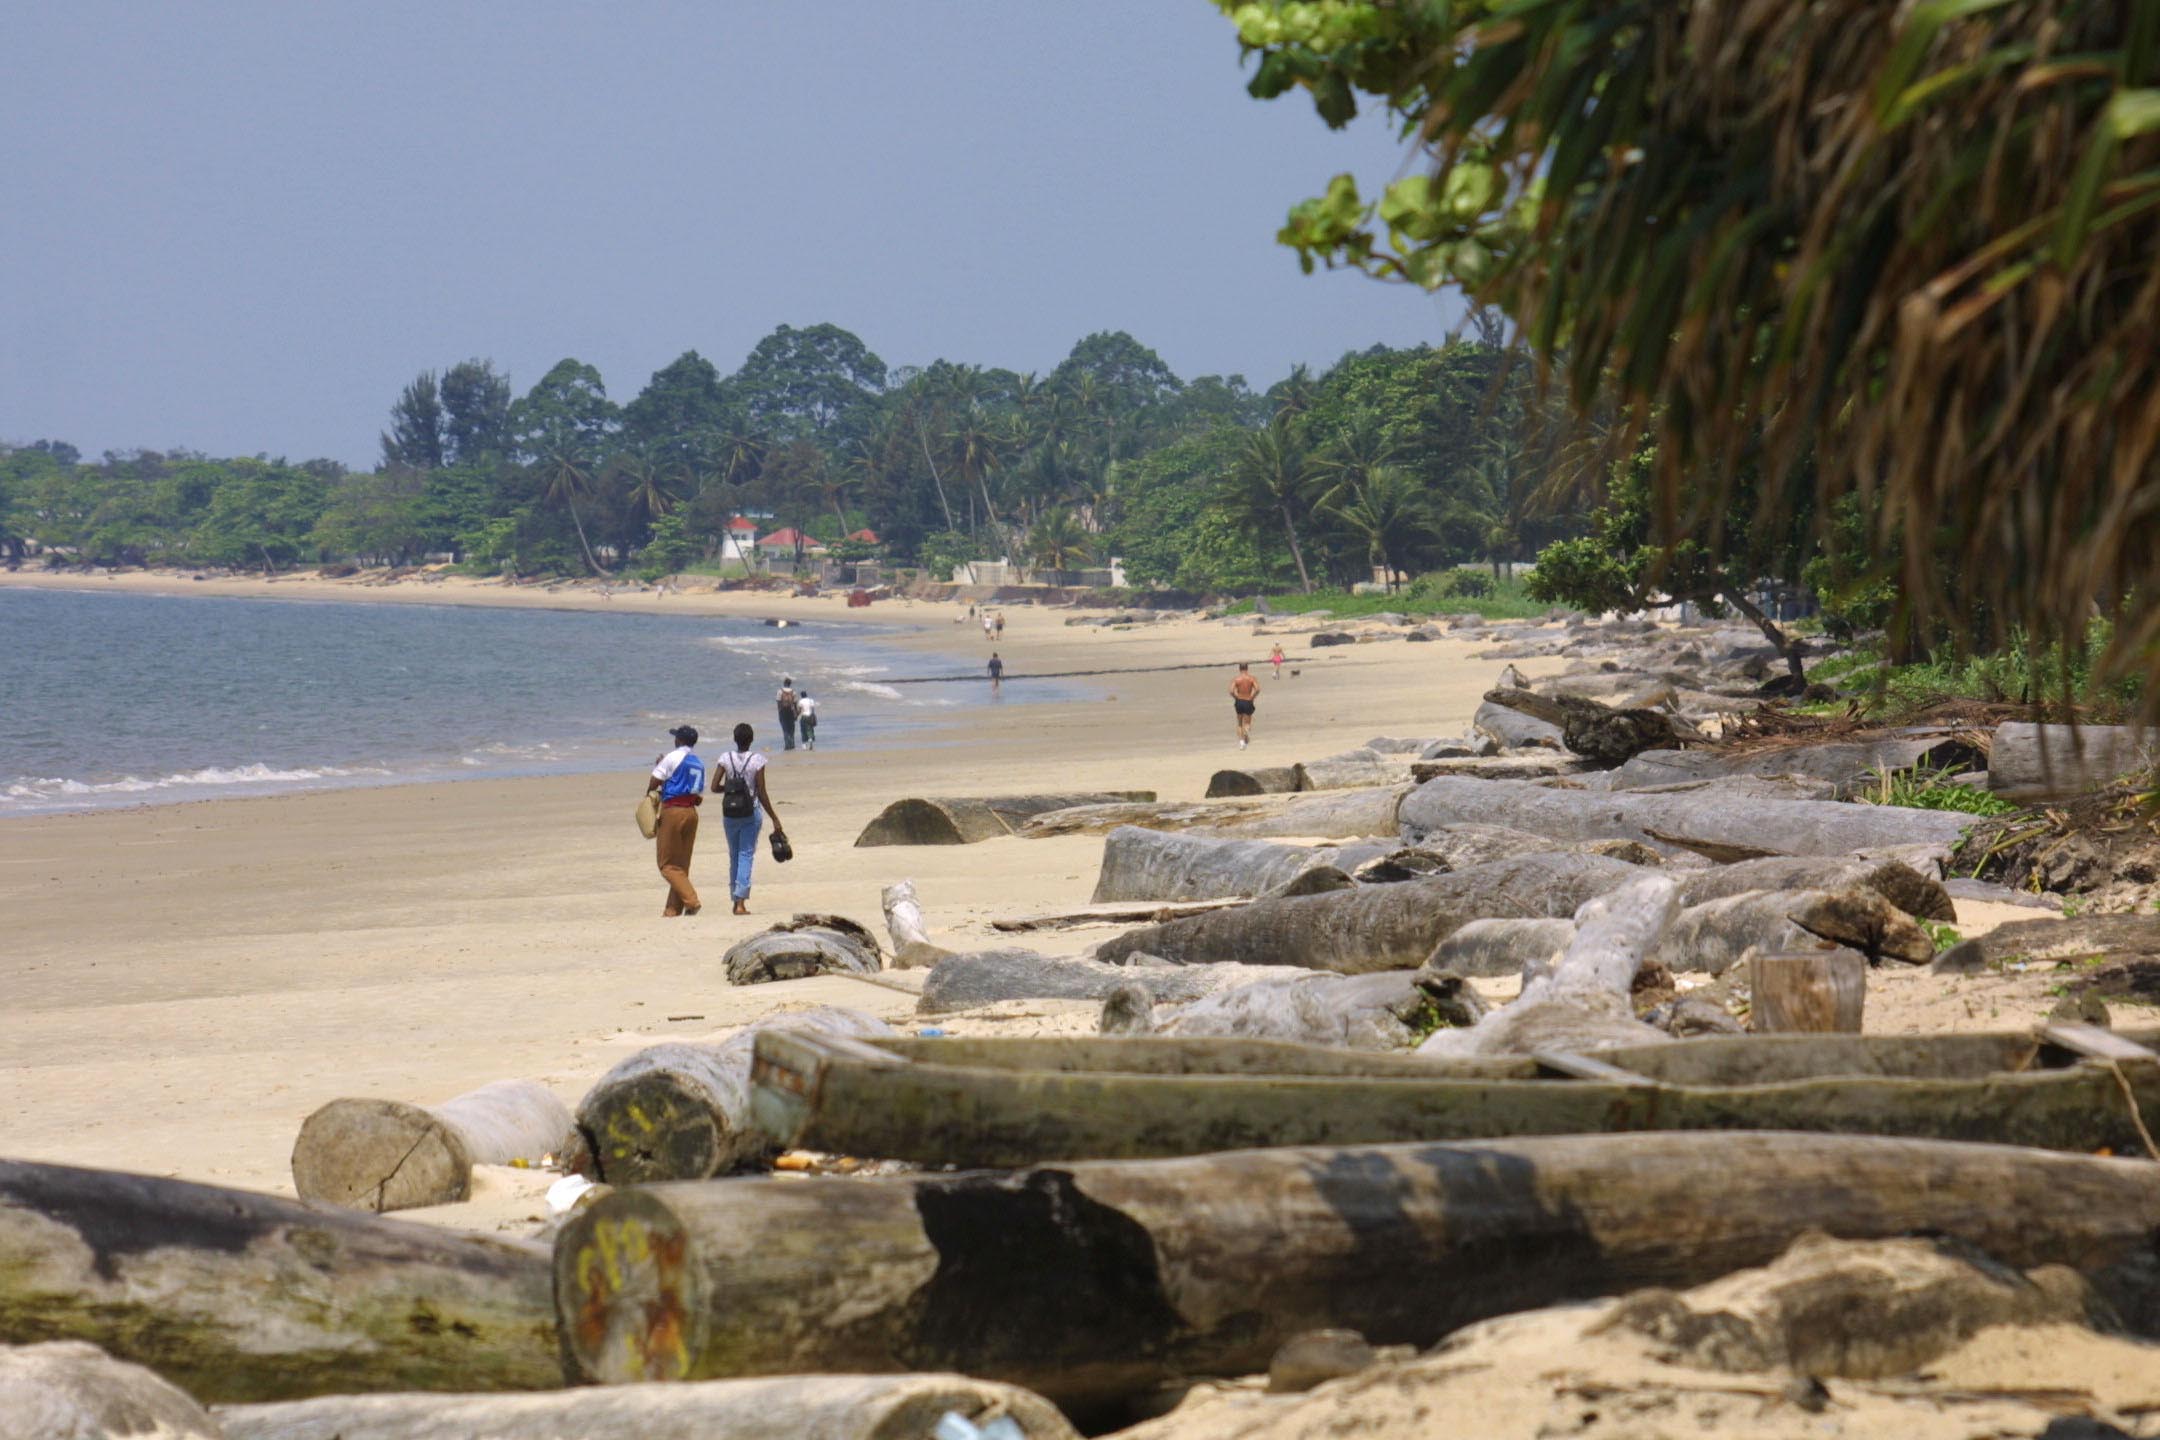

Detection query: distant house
xmin=718 ymin=516 xmax=759 ymax=565
xmin=757 ymin=527 xmax=827 ymax=560
xmin=847 ymin=528 xmax=881 ymax=546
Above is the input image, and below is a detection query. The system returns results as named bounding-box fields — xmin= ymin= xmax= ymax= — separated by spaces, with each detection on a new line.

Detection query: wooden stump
xmin=292 ymin=1079 xmax=572 ymax=1213
xmin=1750 ymin=949 xmax=1867 ymax=1033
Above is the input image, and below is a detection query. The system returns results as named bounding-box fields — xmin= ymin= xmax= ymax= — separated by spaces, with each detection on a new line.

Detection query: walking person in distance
xmin=797 ymin=691 xmax=819 ymax=750
xmin=775 ymin=677 xmax=800 ymax=751
xmin=1230 ymin=662 xmax=1260 ymax=749
xmin=645 ymin=725 xmax=705 ymax=917
xmin=711 ymin=723 xmax=787 ymax=916
xmin=987 ymin=651 xmax=1004 ymax=693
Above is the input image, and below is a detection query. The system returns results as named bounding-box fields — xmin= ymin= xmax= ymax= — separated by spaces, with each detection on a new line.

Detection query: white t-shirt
xmin=797 ymin=697 xmax=819 ymax=720
xmin=713 ymin=750 xmax=770 ymax=817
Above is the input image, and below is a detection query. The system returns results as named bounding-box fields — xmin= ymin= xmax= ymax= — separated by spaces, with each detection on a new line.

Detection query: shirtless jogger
xmin=1229 ymin=662 xmax=1260 ymax=749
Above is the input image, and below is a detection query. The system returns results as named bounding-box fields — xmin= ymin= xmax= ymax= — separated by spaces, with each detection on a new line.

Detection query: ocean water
xmin=0 ymin=586 xmax=1003 ymax=815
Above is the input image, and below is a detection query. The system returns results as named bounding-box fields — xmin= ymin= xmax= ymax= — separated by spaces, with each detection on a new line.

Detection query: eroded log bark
xmin=0 ymin=1160 xmax=559 ymax=1403
xmin=1090 ymin=827 xmax=1392 ymax=904
xmin=553 ymin=1132 xmax=2160 ymax=1414
xmin=723 ymin=915 xmax=883 ymax=985
xmin=917 ymin=951 xmax=1309 ymax=1015
xmin=856 ymin=793 xmax=1155 ymax=846
xmin=291 ymin=1079 xmax=572 ymax=1213
xmin=0 ymin=1341 xmax=221 ymax=1440
xmin=881 ymin=881 xmax=951 ymax=970
xmin=216 ymin=1374 xmax=1079 ymax=1440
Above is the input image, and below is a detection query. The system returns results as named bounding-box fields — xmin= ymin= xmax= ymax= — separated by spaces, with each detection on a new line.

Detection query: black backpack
xmin=718 ymin=754 xmax=756 ymax=818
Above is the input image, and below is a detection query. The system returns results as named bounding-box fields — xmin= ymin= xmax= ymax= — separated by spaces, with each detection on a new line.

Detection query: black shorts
xmin=1233 ymin=699 xmax=1256 ymax=716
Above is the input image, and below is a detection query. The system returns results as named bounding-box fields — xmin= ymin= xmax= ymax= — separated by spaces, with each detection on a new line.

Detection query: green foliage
xmin=1920 ymin=920 xmax=1964 ymax=953
xmin=635 ymin=512 xmax=698 ymax=581
xmin=1228 ymin=573 xmax=1548 ymax=621
xmin=917 ymin=529 xmax=980 ymax=583
xmin=1857 ymin=765 xmax=2018 ymax=817
xmin=1818 ymin=621 xmax=2142 ymax=720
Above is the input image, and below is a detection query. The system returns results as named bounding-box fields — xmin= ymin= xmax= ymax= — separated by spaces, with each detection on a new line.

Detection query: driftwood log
xmin=1018 ymin=787 xmax=1409 ymax=841
xmin=1090 ymin=827 xmax=1392 ymax=904
xmin=216 ymin=1374 xmax=1079 ymax=1440
xmin=1472 ymin=699 xmax=1562 ymax=749
xmin=723 ymin=915 xmax=883 ymax=985
xmin=1612 ymin=736 xmax=1981 ymax=797
xmin=1671 ymin=856 xmax=1953 ymax=922
xmin=553 ymin=1132 xmax=2160 ymax=1414
xmin=1294 ymin=748 xmax=1404 ymax=792
xmin=855 ymin=793 xmax=1154 ymax=846
xmin=1419 ymin=878 xmax=1677 ymax=1058
xmin=1479 ymin=688 xmax=1683 ymax=767
xmin=1990 ymin=722 xmax=2157 ymax=800
xmin=1144 ymin=971 xmax=1448 ymax=1050
xmin=1094 ymin=853 xmax=1643 ymax=973
xmin=1645 ymin=887 xmax=1933 ymax=976
xmin=916 ymin=951 xmax=1308 ymax=1015
xmin=575 ymin=1006 xmax=891 ymax=1183
xmin=291 ymin=1078 xmax=571 ymax=1214
xmin=1751 ymin=950 xmax=1868 ymax=1033
xmin=745 ymin=1026 xmax=2160 ymax=1168
xmin=1204 ymin=765 xmax=1303 ymax=797
xmin=1424 ymin=917 xmax=1579 ymax=977
xmin=0 ymin=1160 xmax=558 ymax=1403
xmin=1400 ymin=777 xmax=1974 ymax=857
xmin=880 ymin=881 xmax=951 ymax=969
xmin=0 ymin=1341 xmax=221 ymax=1440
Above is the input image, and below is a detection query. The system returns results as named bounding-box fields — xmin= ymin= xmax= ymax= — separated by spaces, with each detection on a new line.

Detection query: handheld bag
xmin=634 ymin=792 xmax=661 ymax=840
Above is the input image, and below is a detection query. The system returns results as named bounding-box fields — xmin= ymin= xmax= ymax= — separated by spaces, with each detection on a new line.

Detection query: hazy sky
xmin=3 ymin=3 xmax=1459 ymax=468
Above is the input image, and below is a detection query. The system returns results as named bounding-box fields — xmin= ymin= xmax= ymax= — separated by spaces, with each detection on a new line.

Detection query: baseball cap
xmin=669 ymin=725 xmax=699 ymax=745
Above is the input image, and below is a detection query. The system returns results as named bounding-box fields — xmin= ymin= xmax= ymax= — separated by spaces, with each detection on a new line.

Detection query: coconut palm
xmin=1220 ymin=412 xmax=1321 ymax=593
xmin=536 ymin=448 xmax=607 ymax=575
xmin=1026 ymin=509 xmax=1095 ymax=574
xmin=1323 ymin=467 xmax=1439 ymax=593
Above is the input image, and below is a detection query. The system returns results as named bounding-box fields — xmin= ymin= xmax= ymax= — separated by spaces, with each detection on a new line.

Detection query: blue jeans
xmin=722 ymin=811 xmax=761 ymax=901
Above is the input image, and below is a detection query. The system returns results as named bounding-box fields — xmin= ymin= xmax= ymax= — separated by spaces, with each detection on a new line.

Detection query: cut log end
xmin=557 ymin=1188 xmax=702 ymax=1385
xmin=1750 ymin=949 xmax=1867 ymax=1034
xmin=291 ymin=1099 xmax=473 ymax=1213
xmin=579 ymin=1076 xmax=724 ymax=1187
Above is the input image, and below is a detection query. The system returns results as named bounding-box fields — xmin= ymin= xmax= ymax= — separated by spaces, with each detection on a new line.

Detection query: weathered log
xmin=1410 ymin=754 xmax=1584 ymax=782
xmin=1204 ymin=765 xmax=1302 ymax=797
xmin=992 ymin=900 xmax=1247 ymax=933
xmin=723 ymin=915 xmax=883 ymax=985
xmin=1989 ymin=722 xmax=2157 ymax=800
xmin=1094 ymin=853 xmax=1645 ymax=974
xmin=880 ymin=881 xmax=950 ymax=970
xmin=916 ymin=951 xmax=1307 ymax=1015
xmin=1411 ymin=822 xmax=1664 ymax=872
xmin=1419 ymin=877 xmax=1677 ymax=1058
xmin=1365 ymin=735 xmax=1440 ymax=754
xmin=1400 ymin=776 xmax=1974 ymax=857
xmin=0 ymin=1340 xmax=221 ymax=1440
xmin=1294 ymin=748 xmax=1405 ymax=792
xmin=552 ymin=1132 xmax=2160 ymax=1414
xmin=1480 ymin=688 xmax=1685 ymax=767
xmin=1650 ymin=887 xmax=1932 ymax=976
xmin=1471 ymin=699 xmax=1562 ymax=750
xmin=1612 ymin=736 xmax=1981 ymax=797
xmin=1423 ymin=918 xmax=1578 ymax=977
xmin=216 ymin=1374 xmax=1079 ymax=1440
xmin=291 ymin=1079 xmax=572 ymax=1214
xmin=1021 ymin=787 xmax=1411 ymax=842
xmin=576 ymin=1007 xmax=891 ymax=1183
xmin=1089 ymin=827 xmax=1392 ymax=904
xmin=855 ymin=793 xmax=1154 ymax=846
xmin=1672 ymin=856 xmax=1953 ymax=922
xmin=0 ymin=1160 xmax=558 ymax=1403
xmin=1751 ymin=950 xmax=1867 ymax=1033
xmin=748 ymin=1026 xmax=2160 ymax=1169
xmin=1150 ymin=971 xmax=1443 ymax=1050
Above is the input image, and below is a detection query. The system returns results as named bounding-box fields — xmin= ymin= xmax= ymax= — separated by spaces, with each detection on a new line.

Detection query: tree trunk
xmin=1719 ymin=583 xmax=1806 ymax=684
xmin=216 ymin=1374 xmax=1078 ymax=1440
xmin=881 ymin=880 xmax=950 ymax=969
xmin=914 ymin=420 xmax=958 ymax=532
xmin=1279 ymin=504 xmax=1313 ymax=594
xmin=553 ymin=1132 xmax=2160 ymax=1416
xmin=567 ymin=499 xmax=608 ymax=576
xmin=575 ymin=1007 xmax=891 ymax=1184
xmin=1093 ymin=853 xmax=1643 ymax=973
xmin=1090 ymin=826 xmax=1391 ymax=904
xmin=0 ymin=1159 xmax=559 ymax=1403
xmin=290 ymin=1079 xmax=572 ymax=1213
xmin=1750 ymin=950 xmax=1868 ymax=1033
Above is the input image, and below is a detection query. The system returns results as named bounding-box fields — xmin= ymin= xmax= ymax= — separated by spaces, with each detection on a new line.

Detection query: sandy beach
xmin=0 ymin=569 xmax=2066 ymax=1229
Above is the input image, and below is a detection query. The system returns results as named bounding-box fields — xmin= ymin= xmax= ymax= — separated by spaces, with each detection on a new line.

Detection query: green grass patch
xmin=1856 ymin=764 xmax=2019 ymax=816
xmin=1814 ymin=620 xmax=2139 ymax=719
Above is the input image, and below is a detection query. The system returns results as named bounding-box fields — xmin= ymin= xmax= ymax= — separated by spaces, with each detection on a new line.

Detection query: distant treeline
xmin=0 ymin=321 xmax=1590 ymax=591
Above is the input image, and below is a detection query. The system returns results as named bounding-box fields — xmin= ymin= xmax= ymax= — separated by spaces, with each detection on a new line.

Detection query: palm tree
xmin=1026 ymin=509 xmax=1095 ymax=575
xmin=536 ymin=449 xmax=607 ymax=575
xmin=607 ymin=450 xmax=682 ymax=530
xmin=1220 ymin=412 xmax=1321 ymax=593
xmin=1324 ymin=467 xmax=1439 ymax=592
xmin=1315 ymin=409 xmax=1397 ymax=496
xmin=947 ymin=402 xmax=1010 ymax=546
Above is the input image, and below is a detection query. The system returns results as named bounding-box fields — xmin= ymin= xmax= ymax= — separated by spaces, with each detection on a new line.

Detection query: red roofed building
xmin=847 ymin=528 xmax=881 ymax=545
xmin=757 ymin=527 xmax=827 ymax=557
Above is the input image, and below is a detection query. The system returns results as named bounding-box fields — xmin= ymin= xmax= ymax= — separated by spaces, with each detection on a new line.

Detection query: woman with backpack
xmin=710 ymin=722 xmax=788 ymax=915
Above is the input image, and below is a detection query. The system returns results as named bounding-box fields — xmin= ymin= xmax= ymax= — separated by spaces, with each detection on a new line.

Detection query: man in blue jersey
xmin=645 ymin=724 xmax=706 ymax=916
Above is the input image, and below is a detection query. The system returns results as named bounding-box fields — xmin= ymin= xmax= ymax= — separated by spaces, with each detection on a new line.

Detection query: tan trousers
xmin=656 ymin=805 xmax=701 ymax=915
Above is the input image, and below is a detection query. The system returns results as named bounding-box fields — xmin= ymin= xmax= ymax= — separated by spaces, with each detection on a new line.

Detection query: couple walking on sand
xmin=646 ymin=723 xmax=788 ymax=917
xmin=774 ymin=678 xmax=820 ymax=751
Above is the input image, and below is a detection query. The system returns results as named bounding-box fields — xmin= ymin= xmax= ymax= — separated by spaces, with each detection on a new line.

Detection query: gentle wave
xmin=2 ymin=763 xmax=388 ymax=804
xmin=836 ymin=680 xmax=904 ymax=700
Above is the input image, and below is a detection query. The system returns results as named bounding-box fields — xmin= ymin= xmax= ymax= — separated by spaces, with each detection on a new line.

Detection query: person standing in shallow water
xmin=775 ymin=677 xmax=800 ymax=751
xmin=646 ymin=724 xmax=705 ymax=917
xmin=711 ymin=722 xmax=786 ymax=916
xmin=1230 ymin=662 xmax=1260 ymax=749
xmin=987 ymin=652 xmax=1004 ymax=693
